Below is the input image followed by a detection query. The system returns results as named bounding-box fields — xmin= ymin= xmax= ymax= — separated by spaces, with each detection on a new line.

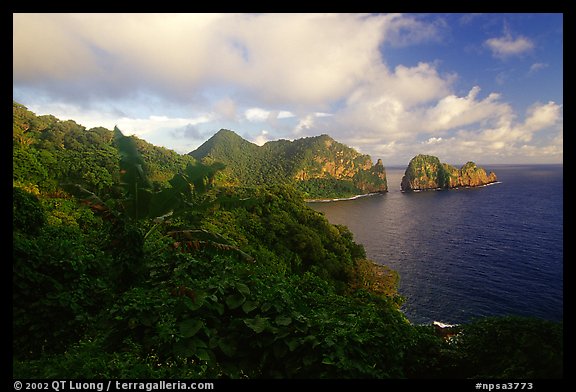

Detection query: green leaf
xmin=244 ymin=316 xmax=270 ymax=334
xmin=195 ymin=348 xmax=212 ymax=361
xmin=322 ymin=357 xmax=335 ymax=365
xmin=275 ymin=314 xmax=292 ymax=326
xmin=184 ymin=291 xmax=207 ymax=311
xmin=179 ymin=318 xmax=204 ymax=338
xmin=242 ymin=300 xmax=259 ymax=314
xmin=235 ymin=282 xmax=251 ymax=296
xmin=217 ymin=338 xmax=237 ymax=357
xmin=225 ymin=293 xmax=246 ymax=309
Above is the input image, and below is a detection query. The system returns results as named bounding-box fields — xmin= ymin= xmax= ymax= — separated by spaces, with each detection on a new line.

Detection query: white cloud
xmin=523 ymin=101 xmax=562 ymax=132
xmin=293 ymin=114 xmax=316 ymax=135
xmin=244 ymin=107 xmax=295 ymax=122
xmin=421 ymin=86 xmax=511 ymax=132
xmin=332 ymin=61 xmax=455 ymax=142
xmin=253 ymin=130 xmax=270 ymax=146
xmin=115 ymin=115 xmax=213 ymax=138
xmin=529 ymin=62 xmax=548 ymax=74
xmin=14 ymin=13 xmax=397 ymax=107
xmin=433 ymin=101 xmax=563 ymax=163
xmin=426 ymin=137 xmax=443 ymax=144
xmin=13 ymin=13 xmax=562 ymax=165
xmin=245 ymin=108 xmax=271 ymax=122
xmin=484 ymin=33 xmax=534 ymax=59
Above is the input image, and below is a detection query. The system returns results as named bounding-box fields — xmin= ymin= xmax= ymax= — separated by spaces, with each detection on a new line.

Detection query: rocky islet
xmin=400 ymin=154 xmax=498 ymax=192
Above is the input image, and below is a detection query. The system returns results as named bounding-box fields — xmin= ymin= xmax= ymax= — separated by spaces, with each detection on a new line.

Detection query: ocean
xmin=309 ymin=164 xmax=563 ymax=325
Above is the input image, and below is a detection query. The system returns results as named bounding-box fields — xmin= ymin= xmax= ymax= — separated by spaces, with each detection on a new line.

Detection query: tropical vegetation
xmin=12 ymin=102 xmax=562 ymax=379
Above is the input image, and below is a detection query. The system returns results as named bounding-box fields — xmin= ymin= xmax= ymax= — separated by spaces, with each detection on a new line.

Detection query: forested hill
xmin=12 ymin=101 xmax=563 ymax=380
xmin=189 ymin=129 xmax=387 ymax=199
xmin=13 ymin=101 xmax=197 ymax=196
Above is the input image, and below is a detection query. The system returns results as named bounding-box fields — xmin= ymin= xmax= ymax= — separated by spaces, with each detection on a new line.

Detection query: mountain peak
xmin=213 ymin=128 xmax=242 ymax=138
xmin=188 ymin=129 xmax=259 ymax=162
xmin=208 ymin=129 xmax=252 ymax=145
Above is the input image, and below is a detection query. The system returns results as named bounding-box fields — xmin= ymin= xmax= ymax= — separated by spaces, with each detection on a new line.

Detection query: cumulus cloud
xmin=421 ymin=86 xmax=511 ymax=132
xmin=322 ymin=86 xmax=561 ymax=164
xmin=330 ymin=61 xmax=456 ymax=143
xmin=415 ymin=101 xmax=563 ymax=163
xmin=523 ymin=101 xmax=562 ymax=132
xmin=484 ymin=33 xmax=534 ymax=59
xmin=14 ymin=13 xmax=397 ymax=107
xmin=13 ymin=13 xmax=562 ymax=165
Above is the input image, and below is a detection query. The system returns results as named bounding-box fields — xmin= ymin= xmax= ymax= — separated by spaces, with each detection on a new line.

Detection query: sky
xmin=13 ymin=13 xmax=563 ymax=166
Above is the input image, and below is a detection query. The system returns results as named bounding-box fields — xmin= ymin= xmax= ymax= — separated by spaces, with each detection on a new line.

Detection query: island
xmin=401 ymin=154 xmax=498 ymax=192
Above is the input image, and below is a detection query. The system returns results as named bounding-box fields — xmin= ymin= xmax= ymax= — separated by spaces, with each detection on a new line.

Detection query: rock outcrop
xmin=401 ymin=154 xmax=497 ymax=192
xmin=354 ymin=158 xmax=387 ymax=193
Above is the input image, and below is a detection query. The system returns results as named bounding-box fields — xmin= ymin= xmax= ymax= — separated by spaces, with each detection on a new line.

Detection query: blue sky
xmin=13 ymin=13 xmax=563 ymax=165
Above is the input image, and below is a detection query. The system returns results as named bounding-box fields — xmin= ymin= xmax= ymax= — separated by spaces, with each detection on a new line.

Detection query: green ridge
xmin=12 ymin=101 xmax=562 ymax=379
xmin=190 ymin=129 xmax=387 ymax=198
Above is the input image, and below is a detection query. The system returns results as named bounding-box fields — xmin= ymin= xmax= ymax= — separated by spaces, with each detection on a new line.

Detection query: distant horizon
xmin=14 ymin=99 xmax=563 ymax=167
xmin=185 ymin=127 xmax=563 ymax=168
xmin=14 ymin=13 xmax=562 ymax=166
xmin=17 ymin=92 xmax=564 ymax=168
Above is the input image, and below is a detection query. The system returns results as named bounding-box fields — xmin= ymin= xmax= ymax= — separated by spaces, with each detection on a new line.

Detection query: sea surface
xmin=309 ymin=164 xmax=563 ymax=325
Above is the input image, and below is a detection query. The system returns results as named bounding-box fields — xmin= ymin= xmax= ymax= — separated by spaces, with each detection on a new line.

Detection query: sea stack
xmin=401 ymin=154 xmax=497 ymax=192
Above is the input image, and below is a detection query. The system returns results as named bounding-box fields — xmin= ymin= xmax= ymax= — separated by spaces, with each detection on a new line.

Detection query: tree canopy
xmin=12 ymin=102 xmax=562 ymax=379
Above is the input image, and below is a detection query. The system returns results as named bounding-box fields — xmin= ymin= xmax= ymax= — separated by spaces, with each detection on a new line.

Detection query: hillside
xmin=13 ymin=101 xmax=197 ymax=196
xmin=12 ymin=101 xmax=562 ymax=380
xmin=189 ymin=129 xmax=387 ymax=198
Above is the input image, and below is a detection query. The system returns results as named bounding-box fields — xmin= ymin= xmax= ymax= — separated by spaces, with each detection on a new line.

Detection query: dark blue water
xmin=309 ymin=165 xmax=563 ymax=324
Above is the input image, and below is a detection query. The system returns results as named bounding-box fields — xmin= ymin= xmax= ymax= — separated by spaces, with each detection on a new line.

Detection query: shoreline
xmin=401 ymin=180 xmax=502 ymax=193
xmin=305 ymin=192 xmax=384 ymax=203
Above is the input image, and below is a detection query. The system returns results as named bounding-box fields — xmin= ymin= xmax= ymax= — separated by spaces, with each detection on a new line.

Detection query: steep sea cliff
xmin=401 ymin=154 xmax=497 ymax=192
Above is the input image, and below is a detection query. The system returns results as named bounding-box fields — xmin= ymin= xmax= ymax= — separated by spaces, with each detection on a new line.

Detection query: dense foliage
xmin=13 ymin=101 xmax=196 ymax=197
xmin=189 ymin=129 xmax=387 ymax=199
xmin=13 ymin=102 xmax=562 ymax=379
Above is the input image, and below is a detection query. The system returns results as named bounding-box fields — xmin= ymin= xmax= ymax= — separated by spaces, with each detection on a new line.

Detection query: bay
xmin=309 ymin=164 xmax=563 ymax=324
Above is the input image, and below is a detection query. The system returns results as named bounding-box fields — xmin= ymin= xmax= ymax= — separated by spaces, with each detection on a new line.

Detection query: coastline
xmin=305 ymin=192 xmax=384 ymax=203
xmin=401 ymin=180 xmax=502 ymax=193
